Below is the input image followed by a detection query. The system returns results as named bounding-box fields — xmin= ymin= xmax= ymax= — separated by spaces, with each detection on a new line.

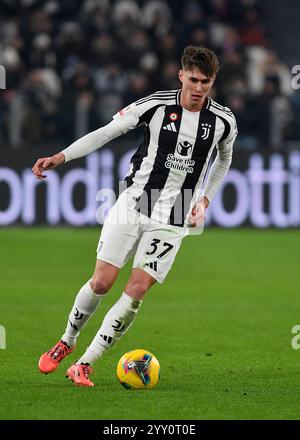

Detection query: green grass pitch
xmin=0 ymin=227 xmax=300 ymax=420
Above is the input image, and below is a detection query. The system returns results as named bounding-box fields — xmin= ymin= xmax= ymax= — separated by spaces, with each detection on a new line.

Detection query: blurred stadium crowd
xmin=0 ymin=0 xmax=299 ymax=150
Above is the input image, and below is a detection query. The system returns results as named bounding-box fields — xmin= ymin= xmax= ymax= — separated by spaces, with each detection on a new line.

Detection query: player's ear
xmin=178 ymin=69 xmax=184 ymax=83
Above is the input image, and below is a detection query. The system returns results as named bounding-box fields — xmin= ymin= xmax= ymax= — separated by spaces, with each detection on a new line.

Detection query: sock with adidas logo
xmin=61 ymin=281 xmax=103 ymax=347
xmin=76 ymin=292 xmax=142 ymax=365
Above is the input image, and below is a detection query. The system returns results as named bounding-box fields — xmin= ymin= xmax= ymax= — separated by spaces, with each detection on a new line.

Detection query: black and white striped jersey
xmin=62 ymin=89 xmax=237 ymax=227
xmin=112 ymin=89 xmax=237 ymax=227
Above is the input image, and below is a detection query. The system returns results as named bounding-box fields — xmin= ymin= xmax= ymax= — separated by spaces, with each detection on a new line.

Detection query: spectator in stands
xmin=252 ymin=75 xmax=293 ymax=149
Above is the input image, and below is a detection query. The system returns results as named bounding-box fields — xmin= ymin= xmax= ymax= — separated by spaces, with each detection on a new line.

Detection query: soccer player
xmin=32 ymin=46 xmax=237 ymax=387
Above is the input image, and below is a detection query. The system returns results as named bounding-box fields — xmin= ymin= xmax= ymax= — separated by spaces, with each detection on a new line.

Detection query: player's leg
xmin=39 ymin=191 xmax=139 ymax=375
xmin=61 ymin=260 xmax=120 ymax=347
xmin=76 ymin=268 xmax=155 ymax=363
xmin=68 ymin=225 xmax=187 ymax=386
xmin=123 ymin=267 xmax=157 ymax=300
xmin=38 ymin=260 xmax=119 ymax=374
xmin=67 ymin=269 xmax=155 ymax=386
xmin=83 ymin=224 xmax=189 ymax=358
xmin=65 ymin=191 xmax=144 ymax=385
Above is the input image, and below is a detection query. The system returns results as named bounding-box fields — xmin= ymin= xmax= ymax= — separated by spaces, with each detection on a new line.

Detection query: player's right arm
xmin=32 ymin=93 xmax=170 ymax=180
xmin=31 ymin=101 xmax=145 ymax=180
xmin=32 ymin=118 xmax=128 ymax=180
xmin=32 ymin=153 xmax=65 ymax=180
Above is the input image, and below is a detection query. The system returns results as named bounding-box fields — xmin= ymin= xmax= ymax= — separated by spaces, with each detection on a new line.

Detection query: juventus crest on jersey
xmin=113 ymin=90 xmax=238 ymax=227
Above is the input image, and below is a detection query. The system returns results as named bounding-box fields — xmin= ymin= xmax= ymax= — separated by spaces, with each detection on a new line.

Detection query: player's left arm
xmin=189 ymin=114 xmax=238 ymax=227
xmin=188 ymin=196 xmax=210 ymax=228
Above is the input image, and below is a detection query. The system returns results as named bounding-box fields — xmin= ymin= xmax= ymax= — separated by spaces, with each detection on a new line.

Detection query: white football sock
xmin=61 ymin=281 xmax=103 ymax=347
xmin=77 ymin=292 xmax=142 ymax=365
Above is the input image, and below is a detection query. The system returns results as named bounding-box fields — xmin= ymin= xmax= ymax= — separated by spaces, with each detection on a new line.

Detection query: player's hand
xmin=188 ymin=197 xmax=210 ymax=227
xmin=32 ymin=152 xmax=65 ymax=180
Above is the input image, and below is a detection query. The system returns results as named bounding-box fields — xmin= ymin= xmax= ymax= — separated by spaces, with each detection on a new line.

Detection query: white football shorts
xmin=96 ymin=190 xmax=189 ymax=283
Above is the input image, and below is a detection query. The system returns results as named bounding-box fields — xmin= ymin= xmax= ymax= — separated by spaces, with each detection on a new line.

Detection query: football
xmin=117 ymin=349 xmax=160 ymax=390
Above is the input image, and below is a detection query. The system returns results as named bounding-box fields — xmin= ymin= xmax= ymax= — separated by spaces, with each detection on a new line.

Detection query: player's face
xmin=179 ymin=68 xmax=215 ymax=111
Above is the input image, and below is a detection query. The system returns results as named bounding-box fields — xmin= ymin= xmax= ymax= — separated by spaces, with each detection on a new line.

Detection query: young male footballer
xmin=32 ymin=46 xmax=237 ymax=387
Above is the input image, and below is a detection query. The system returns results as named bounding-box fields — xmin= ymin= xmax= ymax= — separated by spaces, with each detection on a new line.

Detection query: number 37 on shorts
xmin=134 ymin=227 xmax=187 ymax=283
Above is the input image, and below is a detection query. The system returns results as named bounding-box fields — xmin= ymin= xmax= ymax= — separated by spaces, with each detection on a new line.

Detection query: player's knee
xmin=90 ymin=277 xmax=113 ymax=295
xmin=128 ymin=279 xmax=150 ymax=297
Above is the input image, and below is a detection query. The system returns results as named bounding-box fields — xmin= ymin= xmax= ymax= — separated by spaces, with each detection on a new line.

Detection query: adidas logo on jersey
xmin=163 ymin=122 xmax=177 ymax=132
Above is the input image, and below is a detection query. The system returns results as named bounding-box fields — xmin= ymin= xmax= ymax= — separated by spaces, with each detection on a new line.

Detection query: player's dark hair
xmin=181 ymin=46 xmax=219 ymax=78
